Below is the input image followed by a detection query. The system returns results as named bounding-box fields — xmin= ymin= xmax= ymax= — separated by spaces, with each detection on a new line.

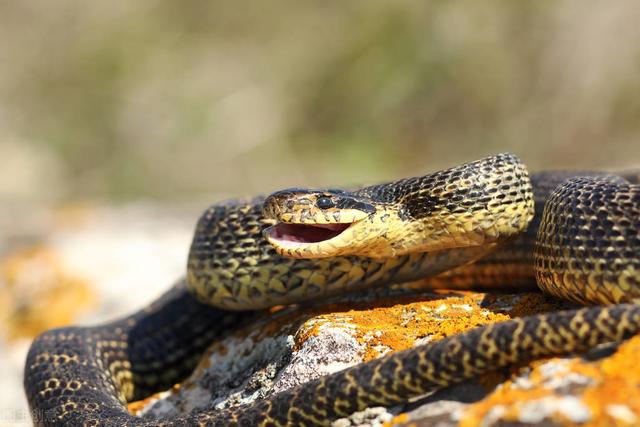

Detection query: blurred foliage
xmin=0 ymin=1 xmax=639 ymax=203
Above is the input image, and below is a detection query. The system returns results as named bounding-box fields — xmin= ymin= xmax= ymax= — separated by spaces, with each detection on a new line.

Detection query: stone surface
xmin=459 ymin=338 xmax=640 ymax=427
xmin=0 ymin=245 xmax=95 ymax=341
xmin=135 ymin=287 xmax=640 ymax=427
xmin=136 ymin=290 xmax=575 ymax=423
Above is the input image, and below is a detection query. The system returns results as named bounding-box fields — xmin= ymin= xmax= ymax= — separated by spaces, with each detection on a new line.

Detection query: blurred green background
xmin=1 ymin=1 xmax=639 ymax=206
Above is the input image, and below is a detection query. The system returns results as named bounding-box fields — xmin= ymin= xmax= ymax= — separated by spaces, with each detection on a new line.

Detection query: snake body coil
xmin=24 ymin=154 xmax=640 ymax=426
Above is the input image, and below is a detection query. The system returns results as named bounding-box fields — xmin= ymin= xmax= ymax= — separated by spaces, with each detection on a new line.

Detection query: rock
xmin=137 ymin=289 xmax=592 ymax=425
xmin=459 ymin=338 xmax=640 ymax=426
xmin=0 ymin=245 xmax=95 ymax=341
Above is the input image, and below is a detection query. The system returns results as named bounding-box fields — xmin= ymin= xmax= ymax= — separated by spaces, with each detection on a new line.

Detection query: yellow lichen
xmin=128 ymin=384 xmax=180 ymax=415
xmin=460 ymin=335 xmax=640 ymax=427
xmin=580 ymin=336 xmax=640 ymax=426
xmin=131 ymin=287 xmax=631 ymax=423
xmin=0 ymin=245 xmax=95 ymax=340
xmin=383 ymin=412 xmax=411 ymax=426
xmin=292 ymin=291 xmax=566 ymax=361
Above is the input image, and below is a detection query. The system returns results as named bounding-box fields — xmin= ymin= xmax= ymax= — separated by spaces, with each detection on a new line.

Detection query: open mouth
xmin=267 ymin=222 xmax=352 ymax=244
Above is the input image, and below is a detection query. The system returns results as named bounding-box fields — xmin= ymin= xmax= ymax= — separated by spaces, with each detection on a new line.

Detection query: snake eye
xmin=316 ymin=196 xmax=335 ymax=209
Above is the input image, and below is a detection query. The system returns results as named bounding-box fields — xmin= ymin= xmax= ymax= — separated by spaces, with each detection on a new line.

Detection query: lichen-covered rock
xmin=458 ymin=336 xmax=640 ymax=426
xmin=136 ymin=289 xmax=596 ymax=426
xmin=0 ymin=245 xmax=95 ymax=340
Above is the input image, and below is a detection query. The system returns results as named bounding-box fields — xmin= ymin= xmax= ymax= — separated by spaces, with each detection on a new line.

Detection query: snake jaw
xmin=263 ymin=220 xmax=362 ymax=258
xmin=262 ymin=189 xmax=378 ymax=258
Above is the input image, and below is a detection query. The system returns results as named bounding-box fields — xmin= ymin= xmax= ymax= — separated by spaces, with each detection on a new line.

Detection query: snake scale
xmin=23 ymin=153 xmax=640 ymax=426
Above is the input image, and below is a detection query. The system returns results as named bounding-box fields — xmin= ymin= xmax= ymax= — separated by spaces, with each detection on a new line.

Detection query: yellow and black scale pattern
xmin=24 ymin=154 xmax=640 ymax=426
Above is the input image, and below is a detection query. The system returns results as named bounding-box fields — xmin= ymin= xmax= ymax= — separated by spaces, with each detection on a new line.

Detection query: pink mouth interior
xmin=269 ymin=223 xmax=351 ymax=243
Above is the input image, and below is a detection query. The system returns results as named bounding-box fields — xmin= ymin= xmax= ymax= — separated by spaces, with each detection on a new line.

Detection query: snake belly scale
xmin=23 ymin=153 xmax=640 ymax=426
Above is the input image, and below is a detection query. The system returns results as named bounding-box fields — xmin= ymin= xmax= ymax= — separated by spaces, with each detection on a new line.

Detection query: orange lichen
xmin=383 ymin=412 xmax=411 ymax=426
xmin=288 ymin=290 xmax=639 ymax=427
xmin=187 ymin=290 xmax=565 ymax=367
xmin=143 ymin=286 xmax=636 ymax=424
xmin=128 ymin=393 xmax=159 ymax=415
xmin=182 ymin=290 xmax=563 ymax=395
xmin=460 ymin=335 xmax=640 ymax=427
xmin=128 ymin=385 xmax=180 ymax=415
xmin=580 ymin=336 xmax=640 ymax=426
xmin=292 ymin=291 xmax=553 ymax=361
xmin=0 ymin=245 xmax=95 ymax=340
xmin=461 ymin=387 xmax=557 ymax=427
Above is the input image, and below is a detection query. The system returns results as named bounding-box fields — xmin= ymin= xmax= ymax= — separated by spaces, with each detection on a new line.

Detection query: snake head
xmin=262 ymin=188 xmax=378 ymax=258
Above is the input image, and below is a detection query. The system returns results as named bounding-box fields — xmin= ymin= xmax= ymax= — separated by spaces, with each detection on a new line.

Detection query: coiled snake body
xmin=24 ymin=154 xmax=640 ymax=426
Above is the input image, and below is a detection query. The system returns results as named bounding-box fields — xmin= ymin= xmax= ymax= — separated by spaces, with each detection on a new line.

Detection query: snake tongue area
xmin=267 ymin=222 xmax=351 ymax=244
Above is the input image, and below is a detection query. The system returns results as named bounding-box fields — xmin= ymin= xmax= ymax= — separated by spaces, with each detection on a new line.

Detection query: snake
xmin=23 ymin=153 xmax=640 ymax=426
